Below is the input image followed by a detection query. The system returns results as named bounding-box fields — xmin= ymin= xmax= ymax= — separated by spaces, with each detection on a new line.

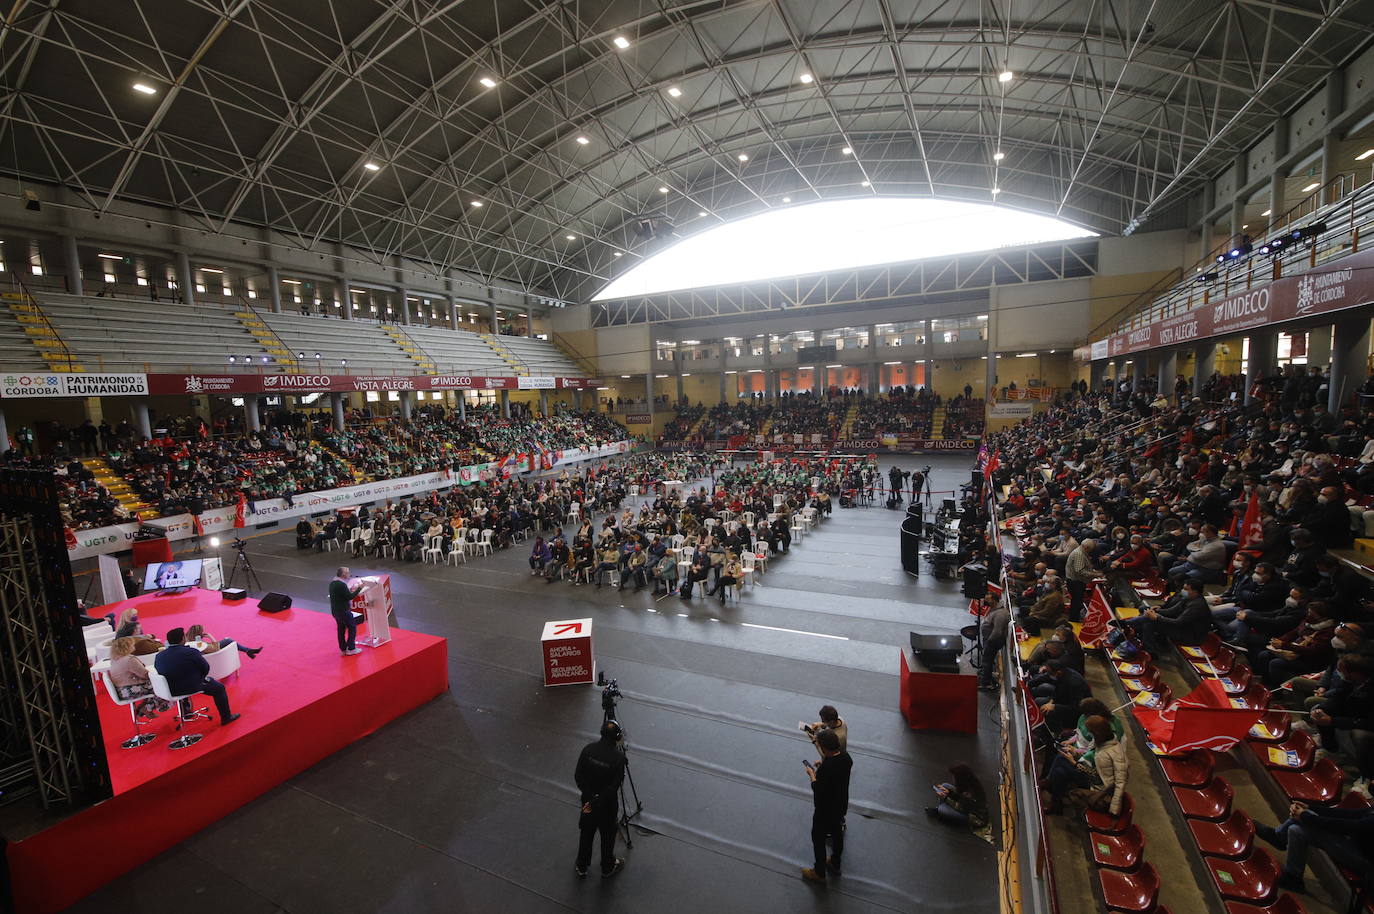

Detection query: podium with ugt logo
xmin=542 ymin=618 xmax=594 ymax=686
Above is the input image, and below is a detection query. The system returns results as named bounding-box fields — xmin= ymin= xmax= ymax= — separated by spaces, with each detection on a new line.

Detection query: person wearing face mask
xmin=1310 ymin=653 xmax=1374 ymax=795
xmin=1123 ymin=579 xmax=1212 ymax=654
xmin=1228 ymin=586 xmax=1310 ymax=653
xmin=1167 ymin=523 xmax=1229 ymax=586
xmin=1212 ymin=560 xmax=1288 ymax=625
xmin=1312 ymin=554 xmax=1371 ymax=611
xmin=1107 ymin=534 xmax=1154 ymax=581
xmin=1281 ymin=528 xmax=1326 ymax=589
xmin=1256 ymin=600 xmax=1339 ymax=688
xmin=1300 ymin=485 xmax=1355 ymax=549
xmin=1283 ymin=623 xmax=1374 ymax=710
xmin=1063 ymin=539 xmax=1098 ymax=623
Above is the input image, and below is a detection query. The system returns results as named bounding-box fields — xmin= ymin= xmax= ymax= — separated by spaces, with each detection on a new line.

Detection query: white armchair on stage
xmin=205 ymin=645 xmax=242 ymax=680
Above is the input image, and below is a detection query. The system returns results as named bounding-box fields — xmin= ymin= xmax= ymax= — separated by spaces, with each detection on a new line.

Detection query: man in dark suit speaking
xmin=330 ymin=566 xmax=365 ymax=656
xmin=154 ymin=627 xmax=239 ymax=725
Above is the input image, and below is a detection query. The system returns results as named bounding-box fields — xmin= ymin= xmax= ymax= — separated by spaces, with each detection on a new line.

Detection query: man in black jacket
xmin=1124 ymin=579 xmax=1211 ymax=654
xmin=1311 ymin=653 xmax=1374 ymax=789
xmin=802 ymin=727 xmax=852 ymax=883
xmin=574 ymin=721 xmax=626 ymax=879
xmin=153 ymin=627 xmax=239 ymax=725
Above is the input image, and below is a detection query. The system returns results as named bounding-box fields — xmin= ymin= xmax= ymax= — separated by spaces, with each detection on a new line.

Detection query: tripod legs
xmin=228 ymin=550 xmax=263 ymax=593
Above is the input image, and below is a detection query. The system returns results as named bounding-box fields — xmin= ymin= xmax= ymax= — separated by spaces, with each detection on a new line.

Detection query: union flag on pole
xmin=233 ymin=493 xmax=247 ymax=529
xmin=1132 ymin=679 xmax=1264 ymax=753
xmin=1018 ymin=677 xmax=1046 ymax=732
xmin=1077 ymin=585 xmax=1113 ymax=648
xmin=1239 ymin=493 xmax=1261 ymax=546
xmin=192 ymin=514 xmax=204 ymax=536
xmin=983 ymin=449 xmax=1000 ymax=488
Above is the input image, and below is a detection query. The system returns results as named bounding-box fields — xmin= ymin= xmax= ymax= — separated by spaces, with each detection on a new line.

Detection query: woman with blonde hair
xmin=108 ymin=636 xmax=170 ymax=719
xmin=114 ymin=607 xmax=142 ymax=638
xmin=186 ymin=623 xmax=262 ymax=659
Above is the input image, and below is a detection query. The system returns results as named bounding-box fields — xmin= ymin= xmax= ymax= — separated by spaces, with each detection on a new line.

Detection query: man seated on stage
xmin=153 ymin=627 xmax=240 ymax=726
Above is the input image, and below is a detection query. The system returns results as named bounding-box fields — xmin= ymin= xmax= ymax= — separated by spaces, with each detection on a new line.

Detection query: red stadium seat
xmin=1248 ymin=712 xmax=1292 ymax=743
xmin=1205 ymin=847 xmax=1282 ymax=902
xmin=1232 ymin=681 xmax=1272 ymax=711
xmin=1121 ymin=668 xmax=1164 ymax=693
xmin=1115 ymin=653 xmax=1154 ymax=676
xmin=1134 ymin=684 xmax=1174 ymax=710
xmin=1188 ymin=809 xmax=1255 ymax=859
xmin=1161 ymin=750 xmax=1215 ymax=787
xmin=1338 ymin=791 xmax=1373 ymax=810
xmin=1192 ymin=647 xmax=1238 ymax=677
xmin=1086 ymin=794 xmax=1135 ymax=834
xmin=1224 ymin=893 xmax=1309 ymax=914
xmin=1099 ymin=863 xmax=1161 ymax=912
xmin=1174 ymin=777 xmax=1234 ymax=821
xmin=1272 ymin=757 xmax=1344 ymax=805
xmin=1178 ymin=633 xmax=1223 ymax=661
xmin=1218 ymin=666 xmax=1254 ymax=696
xmin=1246 ymin=732 xmax=1316 ymax=771
xmin=1091 ymin=824 xmax=1145 ymax=870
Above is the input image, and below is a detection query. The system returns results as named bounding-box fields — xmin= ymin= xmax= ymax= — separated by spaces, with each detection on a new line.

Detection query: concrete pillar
xmin=674 ymin=352 xmax=685 ymax=403
xmin=1320 ymin=75 xmax=1345 ymax=196
xmin=490 ymin=302 xmax=499 ymax=335
xmin=399 ymin=391 xmax=412 ymax=420
xmin=244 ymin=396 xmax=261 ymax=432
xmin=1160 ymin=350 xmax=1178 ymax=398
xmin=267 ymin=266 xmax=283 ymax=313
xmin=718 ymin=371 xmax=727 ymax=404
xmin=1091 ymin=361 xmax=1108 ymax=392
xmin=1132 ymin=356 xmax=1146 ymax=393
xmin=868 ymin=363 xmax=879 ymax=395
xmin=499 ymin=389 xmax=510 ymax=418
xmin=539 ymin=390 xmax=549 ymax=416
xmin=447 ymin=295 xmax=458 ymax=330
xmin=175 ymin=250 xmax=195 ymax=306
xmin=1246 ymin=331 xmax=1279 ymax=405
xmin=1193 ymin=342 xmax=1216 ymax=398
xmin=526 ymin=307 xmax=535 ymax=337
xmin=132 ymin=400 xmax=152 ymax=440
xmin=63 ymin=234 xmax=83 ymax=296
xmin=574 ymin=390 xmax=584 ymax=410
xmin=1268 ymin=173 xmax=1286 ymax=233
xmin=643 ymin=372 xmax=653 ymax=406
xmin=985 ymin=354 xmax=997 ymax=400
xmin=340 ymin=279 xmax=354 ymax=320
xmin=1329 ymin=316 xmax=1371 ymax=414
xmin=398 ymin=292 xmax=409 ymax=325
xmin=1200 ymin=220 xmax=1213 ymax=262
xmin=1308 ymin=325 xmax=1333 ymax=369
xmin=330 ymin=392 xmax=345 ymax=431
xmin=458 ymin=395 xmax=467 ymax=421
xmin=0 ymin=407 xmax=8 ymax=453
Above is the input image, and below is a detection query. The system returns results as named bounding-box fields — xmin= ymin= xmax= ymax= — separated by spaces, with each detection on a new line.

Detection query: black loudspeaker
xmin=257 ymin=592 xmax=292 ymax=612
xmin=221 ymin=587 xmax=247 ymax=601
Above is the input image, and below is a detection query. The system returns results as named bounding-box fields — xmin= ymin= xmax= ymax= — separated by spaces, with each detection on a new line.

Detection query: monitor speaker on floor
xmin=257 ymin=592 xmax=292 ymax=613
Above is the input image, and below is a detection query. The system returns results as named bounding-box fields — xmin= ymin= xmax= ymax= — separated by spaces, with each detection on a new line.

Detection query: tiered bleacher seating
xmin=494 ymin=334 xmax=584 ymax=375
xmin=260 ymin=312 xmax=418 ymax=375
xmin=33 ymin=293 xmax=271 ymax=372
xmin=397 ymin=324 xmax=513 ymax=375
xmin=0 ymin=300 xmax=44 ymax=369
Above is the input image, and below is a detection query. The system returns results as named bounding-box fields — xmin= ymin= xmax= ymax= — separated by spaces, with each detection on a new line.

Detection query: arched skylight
xmin=593 ymin=197 xmax=1097 ymax=301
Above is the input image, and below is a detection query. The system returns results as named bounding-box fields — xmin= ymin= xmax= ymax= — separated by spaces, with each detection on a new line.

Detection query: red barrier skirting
xmin=6 ymin=589 xmax=448 ymax=914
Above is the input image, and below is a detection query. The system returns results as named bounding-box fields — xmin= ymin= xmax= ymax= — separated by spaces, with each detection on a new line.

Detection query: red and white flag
xmin=192 ymin=514 xmax=204 ymax=536
xmin=1132 ymin=679 xmax=1264 ymax=753
xmin=983 ymin=449 xmax=1001 ymax=488
xmin=1239 ymin=493 xmax=1261 ymax=546
xmin=1077 ymin=585 xmax=1113 ymax=648
xmin=1018 ymin=677 xmax=1046 ymax=732
xmin=233 ymin=493 xmax=247 ymax=529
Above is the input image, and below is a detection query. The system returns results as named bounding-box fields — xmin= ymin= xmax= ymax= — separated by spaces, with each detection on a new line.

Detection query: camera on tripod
xmin=600 ymin=676 xmax=622 ymax=717
xmin=231 ymin=537 xmax=247 ymax=551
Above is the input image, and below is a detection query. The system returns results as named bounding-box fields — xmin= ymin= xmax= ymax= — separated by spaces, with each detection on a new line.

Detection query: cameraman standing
xmin=574 ymin=721 xmax=626 ymax=879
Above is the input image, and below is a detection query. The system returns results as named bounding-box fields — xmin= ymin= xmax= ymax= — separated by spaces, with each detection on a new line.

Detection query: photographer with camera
xmin=574 ymin=720 xmax=626 ymax=879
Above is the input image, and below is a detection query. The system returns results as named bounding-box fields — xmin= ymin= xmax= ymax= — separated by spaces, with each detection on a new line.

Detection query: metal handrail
xmin=7 ymin=275 xmax=75 ymax=372
xmin=229 ymin=292 xmax=300 ymax=369
xmin=1092 ymin=163 xmax=1374 ymax=341
xmin=388 ymin=322 xmax=440 ymax=374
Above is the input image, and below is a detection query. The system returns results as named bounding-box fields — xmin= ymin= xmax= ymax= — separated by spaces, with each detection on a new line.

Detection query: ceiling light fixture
xmin=613 ymin=35 xmax=630 ymax=49
xmin=698 ymin=210 xmax=707 ymax=217
xmin=363 ymin=162 xmax=381 ymax=172
xmin=566 ymin=234 xmax=576 ymax=240
xmin=1356 ymin=149 xmax=1374 ymax=161
xmin=737 ymin=153 xmax=749 ymax=162
xmin=1302 ymin=181 xmax=1320 ymax=192
xmin=576 ymin=135 xmax=590 ymax=145
xmin=97 ymin=252 xmax=120 ymax=259
xmin=991 ymin=187 xmax=1001 ymax=195
xmin=782 ymin=197 xmax=791 ymax=203
xmin=799 ymin=73 xmax=813 ymax=84
xmin=479 ymin=76 xmax=498 ymax=88
xmin=993 ymin=151 xmax=1005 ymax=161
xmin=667 ymin=86 xmax=682 ymax=98
xmin=1261 ymin=209 xmax=1271 ymax=216
xmin=132 ymin=82 xmax=157 ymax=95
xmin=659 ymin=186 xmax=669 ymax=194
xmin=470 ymin=200 xmax=483 ymax=208
xmin=860 ymin=180 xmax=870 ymax=187
xmin=613 ymin=252 xmax=622 ymax=257
xmin=200 ymin=267 xmax=223 ymax=274
xmin=841 ymin=146 xmax=852 ymax=155
xmin=998 ymin=69 xmax=1014 ymax=83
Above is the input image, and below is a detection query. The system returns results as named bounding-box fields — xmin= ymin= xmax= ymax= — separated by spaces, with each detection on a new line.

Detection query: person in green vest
xmin=330 ymin=566 xmax=365 ymax=656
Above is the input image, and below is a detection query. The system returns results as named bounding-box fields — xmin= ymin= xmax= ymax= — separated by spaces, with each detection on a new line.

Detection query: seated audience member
xmin=528 ymin=536 xmax=551 ymax=573
xmin=651 ymin=550 xmax=679 ymax=596
xmin=1282 ymin=622 xmax=1374 ymax=710
xmin=1228 ymin=585 xmax=1311 ymax=654
xmin=296 ymin=517 xmax=313 ymax=549
xmin=114 ymin=607 xmax=143 ymax=639
xmin=1255 ymin=800 xmax=1374 ymax=893
xmin=1121 ymin=579 xmax=1210 ymax=654
xmin=1310 ymin=653 xmax=1374 ymax=792
xmin=1025 ymin=577 xmax=1069 ymax=633
xmin=1106 ymin=534 xmax=1154 ymax=580
xmin=107 ymin=636 xmax=170 ymax=719
xmin=1029 ymin=659 xmax=1092 ymax=732
xmin=1065 ymin=715 xmax=1128 ymax=816
xmin=1167 ymin=523 xmax=1229 ymax=585
xmin=153 ymin=627 xmax=240 ymax=726
xmin=925 ymin=762 xmax=990 ymax=841
xmin=186 ymin=623 xmax=262 ymax=659
xmin=708 ymin=553 xmax=742 ymax=600
xmin=1040 ymin=698 xmax=1124 ymax=814
xmin=1255 ymin=600 xmax=1336 ymax=687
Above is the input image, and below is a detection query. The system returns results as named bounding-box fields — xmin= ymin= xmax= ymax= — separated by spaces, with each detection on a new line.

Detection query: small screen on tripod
xmin=143 ymin=559 xmax=203 ymax=591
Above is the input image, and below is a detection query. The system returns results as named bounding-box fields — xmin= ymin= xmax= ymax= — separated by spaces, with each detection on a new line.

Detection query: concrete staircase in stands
xmin=481 ymin=334 xmax=526 ymax=375
xmin=233 ymin=311 xmax=294 ymax=366
xmin=381 ymin=325 xmax=436 ymax=374
xmin=838 ymin=402 xmax=858 ymax=437
xmin=928 ymin=405 xmax=947 ymax=440
xmin=82 ymin=457 xmax=150 ymax=516
xmin=6 ymin=291 xmax=84 ymax=371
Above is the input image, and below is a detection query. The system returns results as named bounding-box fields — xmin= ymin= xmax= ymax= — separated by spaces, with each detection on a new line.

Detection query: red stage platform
xmin=6 ymin=588 xmax=448 ymax=914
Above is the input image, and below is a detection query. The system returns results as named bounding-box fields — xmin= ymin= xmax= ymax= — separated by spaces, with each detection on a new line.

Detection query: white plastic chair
xmin=742 ymin=511 xmax=755 ymax=527
xmin=100 ymin=672 xmax=158 ymax=748
xmin=424 ymin=542 xmax=445 ymax=564
xmin=754 ymin=549 xmax=769 ymax=574
xmin=566 ymin=503 xmax=581 ymax=524
xmin=475 ymin=529 xmax=494 ymax=557
xmin=670 ymin=533 xmax=686 ymax=549
xmin=447 ymin=542 xmax=468 ymax=565
xmin=740 ymin=552 xmax=756 ymax=588
xmin=790 ymin=514 xmax=806 ymax=540
xmin=147 ymin=668 xmax=209 ymax=750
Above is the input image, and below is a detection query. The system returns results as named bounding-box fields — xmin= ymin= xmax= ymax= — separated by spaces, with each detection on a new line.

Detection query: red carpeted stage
xmin=6 ymin=588 xmax=448 ymax=914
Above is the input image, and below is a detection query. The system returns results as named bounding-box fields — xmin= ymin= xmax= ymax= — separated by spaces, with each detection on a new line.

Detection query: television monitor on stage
xmin=143 ymin=559 xmax=203 ymax=591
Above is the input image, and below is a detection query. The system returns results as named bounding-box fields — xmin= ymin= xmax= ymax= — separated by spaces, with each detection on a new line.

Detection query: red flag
xmin=1077 ymin=585 xmax=1113 ymax=648
xmin=983 ymin=449 xmax=1000 ymax=488
xmin=1239 ymin=493 xmax=1261 ymax=546
xmin=64 ymin=526 xmax=77 ymax=550
xmin=233 ymin=493 xmax=247 ymax=529
xmin=1132 ymin=680 xmax=1264 ymax=753
xmin=1018 ymin=678 xmax=1046 ymax=732
xmin=192 ymin=514 xmax=204 ymax=536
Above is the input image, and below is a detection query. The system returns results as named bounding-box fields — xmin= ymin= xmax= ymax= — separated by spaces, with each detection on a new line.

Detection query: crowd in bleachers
xmin=976 ymin=376 xmax=1374 ymax=903
xmin=943 ymin=395 xmax=985 ymax=438
xmin=766 ymin=393 xmax=847 ymax=438
xmin=848 ymin=387 xmax=937 ymax=438
xmin=661 ymin=404 xmax=706 ymax=440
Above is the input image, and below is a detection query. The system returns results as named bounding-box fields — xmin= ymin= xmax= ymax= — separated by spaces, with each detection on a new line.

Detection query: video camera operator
xmin=574 ymin=720 xmax=627 ymax=879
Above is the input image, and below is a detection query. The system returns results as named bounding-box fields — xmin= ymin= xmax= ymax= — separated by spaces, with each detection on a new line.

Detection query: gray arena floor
xmin=58 ymin=453 xmax=998 ymax=914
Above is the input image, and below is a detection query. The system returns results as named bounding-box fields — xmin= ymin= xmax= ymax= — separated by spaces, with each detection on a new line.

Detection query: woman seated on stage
xmin=108 ymin=636 xmax=171 ymax=719
xmin=114 ymin=607 xmax=143 ymax=639
xmin=186 ymin=623 xmax=262 ymax=659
